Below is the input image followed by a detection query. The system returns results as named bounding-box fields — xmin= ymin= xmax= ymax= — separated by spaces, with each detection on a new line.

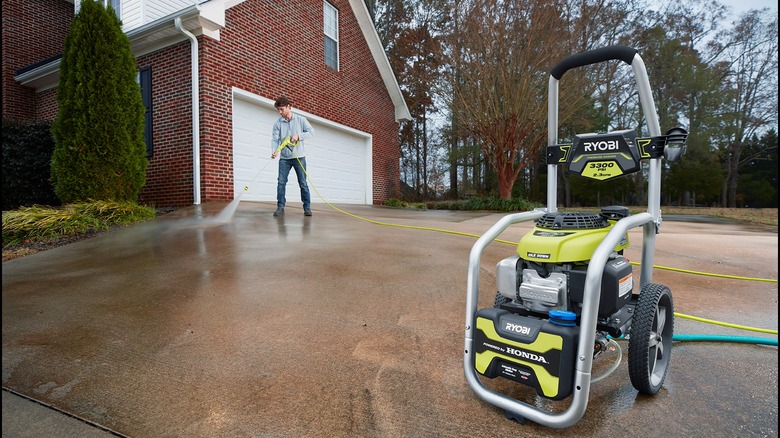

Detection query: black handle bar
xmin=550 ymin=45 xmax=638 ymax=80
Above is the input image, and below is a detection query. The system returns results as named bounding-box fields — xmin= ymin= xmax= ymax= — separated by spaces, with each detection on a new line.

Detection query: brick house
xmin=2 ymin=0 xmax=410 ymax=208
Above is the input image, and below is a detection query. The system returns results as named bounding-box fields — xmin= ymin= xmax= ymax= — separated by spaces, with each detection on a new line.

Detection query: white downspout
xmin=174 ymin=17 xmax=201 ymax=205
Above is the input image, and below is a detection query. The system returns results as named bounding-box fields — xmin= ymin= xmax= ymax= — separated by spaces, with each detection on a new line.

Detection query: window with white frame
xmin=323 ymin=1 xmax=339 ymax=70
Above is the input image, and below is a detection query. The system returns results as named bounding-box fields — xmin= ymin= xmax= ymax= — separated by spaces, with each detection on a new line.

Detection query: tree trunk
xmin=449 ymin=138 xmax=459 ymax=199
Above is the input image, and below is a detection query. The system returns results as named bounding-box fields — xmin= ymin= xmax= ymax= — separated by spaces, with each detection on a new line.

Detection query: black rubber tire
xmin=628 ymin=283 xmax=674 ymax=395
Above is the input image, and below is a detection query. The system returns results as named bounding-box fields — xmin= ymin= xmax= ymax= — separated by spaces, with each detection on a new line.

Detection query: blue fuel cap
xmin=549 ymin=310 xmax=577 ymax=327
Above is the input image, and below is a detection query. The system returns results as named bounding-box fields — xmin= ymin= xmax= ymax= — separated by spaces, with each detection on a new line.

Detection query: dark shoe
xmin=273 ymin=208 xmax=284 ymax=217
xmin=304 ymin=209 xmax=312 ymax=217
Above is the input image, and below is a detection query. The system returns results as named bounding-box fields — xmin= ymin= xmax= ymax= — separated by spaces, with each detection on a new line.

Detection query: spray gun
xmin=242 ymin=136 xmax=299 ymax=192
xmin=272 ymin=136 xmax=299 ymax=159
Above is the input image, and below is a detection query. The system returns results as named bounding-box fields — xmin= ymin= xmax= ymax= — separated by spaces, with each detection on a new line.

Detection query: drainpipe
xmin=174 ymin=17 xmax=201 ymax=205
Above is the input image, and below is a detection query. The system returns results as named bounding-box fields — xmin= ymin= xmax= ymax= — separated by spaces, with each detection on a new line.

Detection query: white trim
xmin=14 ymin=62 xmax=60 ymax=92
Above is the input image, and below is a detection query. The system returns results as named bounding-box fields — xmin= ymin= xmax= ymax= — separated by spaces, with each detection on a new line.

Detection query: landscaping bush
xmin=426 ymin=196 xmax=540 ymax=212
xmin=51 ymin=0 xmax=147 ymax=203
xmin=2 ymin=121 xmax=60 ymax=210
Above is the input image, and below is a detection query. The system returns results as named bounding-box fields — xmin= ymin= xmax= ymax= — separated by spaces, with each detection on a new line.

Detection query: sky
xmin=720 ymin=0 xmax=778 ymax=19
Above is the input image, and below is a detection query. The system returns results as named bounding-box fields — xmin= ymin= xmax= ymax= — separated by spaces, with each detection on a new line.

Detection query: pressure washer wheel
xmin=628 ymin=283 xmax=674 ymax=394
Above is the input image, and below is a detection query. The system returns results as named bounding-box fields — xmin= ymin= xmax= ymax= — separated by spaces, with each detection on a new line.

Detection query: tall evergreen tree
xmin=51 ymin=0 xmax=147 ymax=203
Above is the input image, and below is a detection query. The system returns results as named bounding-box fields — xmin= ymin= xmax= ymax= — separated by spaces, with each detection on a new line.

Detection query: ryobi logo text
xmin=505 ymin=346 xmax=549 ymax=364
xmin=504 ymin=322 xmax=532 ymax=335
xmin=583 ymin=140 xmax=619 ymax=152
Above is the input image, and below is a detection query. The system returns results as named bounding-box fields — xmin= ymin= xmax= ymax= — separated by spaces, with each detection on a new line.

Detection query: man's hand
xmin=291 ymin=134 xmax=299 ymax=142
xmin=272 ymin=151 xmax=279 ymax=159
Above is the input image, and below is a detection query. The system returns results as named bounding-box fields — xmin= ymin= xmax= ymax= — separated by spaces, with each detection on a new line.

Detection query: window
xmin=137 ymin=67 xmax=153 ymax=157
xmin=97 ymin=0 xmax=122 ymax=20
xmin=109 ymin=0 xmax=121 ymax=19
xmin=323 ymin=1 xmax=339 ymax=70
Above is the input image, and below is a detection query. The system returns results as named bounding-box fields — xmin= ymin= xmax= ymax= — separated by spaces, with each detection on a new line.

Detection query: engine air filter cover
xmin=536 ymin=212 xmax=610 ymax=230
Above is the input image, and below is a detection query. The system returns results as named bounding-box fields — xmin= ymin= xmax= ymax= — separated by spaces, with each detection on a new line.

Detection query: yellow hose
xmin=630 ymin=262 xmax=777 ymax=283
xmin=675 ymin=312 xmax=778 ymax=334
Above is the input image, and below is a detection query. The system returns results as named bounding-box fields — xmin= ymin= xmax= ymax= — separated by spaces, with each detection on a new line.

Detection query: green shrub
xmin=385 ymin=198 xmax=405 ymax=208
xmin=384 ymin=198 xmax=427 ymax=210
xmin=426 ymin=196 xmax=540 ymax=212
xmin=2 ymin=121 xmax=60 ymax=210
xmin=50 ymin=0 xmax=147 ymax=203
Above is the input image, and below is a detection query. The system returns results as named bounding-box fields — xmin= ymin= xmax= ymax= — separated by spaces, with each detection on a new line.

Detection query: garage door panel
xmin=232 ymin=95 xmax=369 ymax=204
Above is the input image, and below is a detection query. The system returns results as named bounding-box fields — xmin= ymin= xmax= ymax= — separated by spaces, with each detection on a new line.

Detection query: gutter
xmin=175 ymin=16 xmax=201 ymax=205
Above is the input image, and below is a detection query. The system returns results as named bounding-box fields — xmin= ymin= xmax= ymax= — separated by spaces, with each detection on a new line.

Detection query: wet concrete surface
xmin=2 ymin=202 xmax=777 ymax=437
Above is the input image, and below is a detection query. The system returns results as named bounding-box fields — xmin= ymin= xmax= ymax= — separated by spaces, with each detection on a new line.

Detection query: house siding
xmin=120 ymin=0 xmax=195 ymax=31
xmin=120 ymin=0 xmax=144 ymax=30
xmin=1 ymin=0 xmax=73 ymax=122
xmin=136 ymin=0 xmax=400 ymax=207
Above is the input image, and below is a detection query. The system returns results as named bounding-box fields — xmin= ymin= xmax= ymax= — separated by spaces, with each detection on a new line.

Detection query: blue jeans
xmin=276 ymin=157 xmax=310 ymax=210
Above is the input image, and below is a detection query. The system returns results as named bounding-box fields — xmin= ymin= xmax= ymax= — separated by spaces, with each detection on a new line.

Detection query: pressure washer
xmin=463 ymin=45 xmax=690 ymax=428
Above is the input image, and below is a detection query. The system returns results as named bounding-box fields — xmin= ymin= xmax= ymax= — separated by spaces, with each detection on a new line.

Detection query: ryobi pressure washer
xmin=464 ymin=45 xmax=688 ymax=428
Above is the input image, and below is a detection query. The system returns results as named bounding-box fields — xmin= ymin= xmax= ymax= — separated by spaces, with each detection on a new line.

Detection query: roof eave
xmin=14 ymin=6 xmax=203 ymax=91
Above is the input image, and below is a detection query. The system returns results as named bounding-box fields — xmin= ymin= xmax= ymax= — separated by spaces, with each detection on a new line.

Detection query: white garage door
xmin=232 ymin=91 xmax=372 ymax=205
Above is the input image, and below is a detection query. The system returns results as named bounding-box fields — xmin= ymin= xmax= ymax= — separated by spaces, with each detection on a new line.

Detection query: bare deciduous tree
xmin=708 ymin=10 xmax=778 ymax=207
xmin=446 ymin=0 xmax=578 ymax=198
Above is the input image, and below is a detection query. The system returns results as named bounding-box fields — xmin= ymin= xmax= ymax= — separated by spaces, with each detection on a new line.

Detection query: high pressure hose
xmin=591 ymin=339 xmax=623 ymax=383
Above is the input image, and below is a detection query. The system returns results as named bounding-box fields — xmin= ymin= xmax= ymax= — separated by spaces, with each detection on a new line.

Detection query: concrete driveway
xmin=2 ymin=202 xmax=777 ymax=437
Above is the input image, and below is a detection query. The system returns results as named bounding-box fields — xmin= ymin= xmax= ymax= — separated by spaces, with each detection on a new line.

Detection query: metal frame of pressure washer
xmin=463 ymin=46 xmax=666 ymax=428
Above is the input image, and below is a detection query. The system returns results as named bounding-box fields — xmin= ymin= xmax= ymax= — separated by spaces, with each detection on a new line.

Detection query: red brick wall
xmin=137 ymin=43 xmax=196 ymax=208
xmin=1 ymin=0 xmax=72 ymax=122
xmin=36 ymin=88 xmax=60 ymax=121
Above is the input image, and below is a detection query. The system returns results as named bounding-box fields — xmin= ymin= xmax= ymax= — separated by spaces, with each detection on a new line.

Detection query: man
xmin=271 ymin=96 xmax=314 ymax=217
